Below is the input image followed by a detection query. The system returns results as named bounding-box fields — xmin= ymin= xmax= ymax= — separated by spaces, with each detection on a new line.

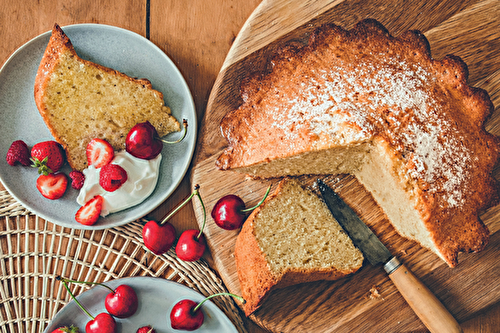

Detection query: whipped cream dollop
xmin=77 ymin=151 xmax=161 ymax=217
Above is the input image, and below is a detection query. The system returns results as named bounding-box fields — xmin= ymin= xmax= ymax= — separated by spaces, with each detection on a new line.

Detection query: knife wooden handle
xmin=388 ymin=263 xmax=463 ymax=333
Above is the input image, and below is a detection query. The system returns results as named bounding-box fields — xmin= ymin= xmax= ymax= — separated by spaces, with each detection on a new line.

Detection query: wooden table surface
xmin=0 ymin=1 xmax=499 ymax=332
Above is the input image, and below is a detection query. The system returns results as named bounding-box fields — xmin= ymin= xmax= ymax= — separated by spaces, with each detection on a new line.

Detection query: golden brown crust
xmin=235 ymin=178 xmax=362 ymax=316
xmin=219 ymin=19 xmax=499 ymax=267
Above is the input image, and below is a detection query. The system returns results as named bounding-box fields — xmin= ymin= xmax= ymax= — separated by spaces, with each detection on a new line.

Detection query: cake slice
xmin=235 ymin=178 xmax=364 ymax=316
xmin=34 ymin=24 xmax=180 ymax=171
xmin=218 ymin=19 xmax=499 ymax=267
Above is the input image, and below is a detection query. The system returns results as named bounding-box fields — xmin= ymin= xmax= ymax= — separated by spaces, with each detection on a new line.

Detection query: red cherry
xmin=126 ymin=121 xmax=162 ymax=160
xmin=170 ymin=293 xmax=245 ymax=331
xmin=211 ymin=186 xmax=271 ymax=230
xmin=175 ymin=230 xmax=206 ymax=261
xmin=105 ymin=284 xmax=138 ymax=318
xmin=142 ymin=220 xmax=176 ymax=255
xmin=85 ymin=312 xmax=117 ymax=333
xmin=211 ymin=195 xmax=245 ymax=230
xmin=170 ymin=299 xmax=204 ymax=331
xmin=126 ymin=120 xmax=188 ymax=160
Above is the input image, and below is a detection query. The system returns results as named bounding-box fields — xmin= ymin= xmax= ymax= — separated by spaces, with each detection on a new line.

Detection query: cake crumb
xmin=367 ymin=285 xmax=383 ymax=300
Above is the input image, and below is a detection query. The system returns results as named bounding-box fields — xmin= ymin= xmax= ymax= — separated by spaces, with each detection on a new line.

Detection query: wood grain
xmin=191 ymin=0 xmax=500 ymax=332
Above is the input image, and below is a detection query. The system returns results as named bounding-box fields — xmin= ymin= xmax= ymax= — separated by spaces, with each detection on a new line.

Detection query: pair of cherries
xmin=142 ymin=184 xmax=271 ymax=261
xmin=57 ymin=276 xmax=138 ymax=333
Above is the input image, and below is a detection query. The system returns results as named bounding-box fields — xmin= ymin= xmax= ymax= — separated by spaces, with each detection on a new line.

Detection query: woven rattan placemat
xmin=0 ymin=190 xmax=247 ymax=333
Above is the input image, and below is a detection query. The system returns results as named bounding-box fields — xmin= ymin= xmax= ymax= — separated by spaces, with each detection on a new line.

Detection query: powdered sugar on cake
xmin=270 ymin=54 xmax=469 ymax=207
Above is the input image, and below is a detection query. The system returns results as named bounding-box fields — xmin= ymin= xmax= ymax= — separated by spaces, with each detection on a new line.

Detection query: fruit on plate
xmin=104 ymin=284 xmax=139 ymax=318
xmin=211 ymin=185 xmax=271 ymax=230
xmin=31 ymin=140 xmax=65 ymax=174
xmin=75 ymin=195 xmax=103 ymax=226
xmin=86 ymin=313 xmax=117 ymax=333
xmin=50 ymin=325 xmax=80 ymax=333
xmin=136 ymin=326 xmax=156 ymax=333
xmin=57 ymin=276 xmax=117 ymax=333
xmin=86 ymin=138 xmax=114 ymax=169
xmin=6 ymin=140 xmax=31 ymax=166
xmin=36 ymin=173 xmax=68 ymax=200
xmin=170 ymin=293 xmax=245 ymax=331
xmin=99 ymin=164 xmax=128 ymax=192
xmin=126 ymin=119 xmax=187 ymax=160
xmin=58 ymin=277 xmax=139 ymax=319
xmin=69 ymin=170 xmax=85 ymax=190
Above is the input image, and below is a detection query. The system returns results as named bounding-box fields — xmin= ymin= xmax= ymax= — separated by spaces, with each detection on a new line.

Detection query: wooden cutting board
xmin=191 ymin=0 xmax=500 ymax=332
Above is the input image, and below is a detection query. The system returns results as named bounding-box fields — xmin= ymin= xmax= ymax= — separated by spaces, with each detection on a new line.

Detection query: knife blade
xmin=317 ymin=179 xmax=462 ymax=333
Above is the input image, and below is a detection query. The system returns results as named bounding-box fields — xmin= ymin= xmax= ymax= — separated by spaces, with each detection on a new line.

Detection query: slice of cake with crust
xmin=34 ymin=24 xmax=180 ymax=171
xmin=235 ymin=178 xmax=364 ymax=316
xmin=218 ymin=19 xmax=500 ymax=267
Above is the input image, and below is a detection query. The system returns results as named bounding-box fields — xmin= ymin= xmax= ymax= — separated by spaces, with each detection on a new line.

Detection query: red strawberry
xmin=136 ymin=326 xmax=156 ymax=333
xmin=99 ymin=164 xmax=128 ymax=192
xmin=31 ymin=141 xmax=65 ymax=174
xmin=69 ymin=170 xmax=85 ymax=190
xmin=51 ymin=325 xmax=80 ymax=333
xmin=86 ymin=139 xmax=114 ymax=168
xmin=36 ymin=173 xmax=67 ymax=200
xmin=75 ymin=195 xmax=103 ymax=226
xmin=6 ymin=140 xmax=31 ymax=166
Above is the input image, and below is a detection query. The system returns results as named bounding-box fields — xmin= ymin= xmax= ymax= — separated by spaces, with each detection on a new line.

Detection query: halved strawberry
xmin=51 ymin=325 xmax=80 ymax=333
xmin=86 ymin=138 xmax=114 ymax=168
xmin=75 ymin=195 xmax=103 ymax=226
xmin=36 ymin=173 xmax=67 ymax=200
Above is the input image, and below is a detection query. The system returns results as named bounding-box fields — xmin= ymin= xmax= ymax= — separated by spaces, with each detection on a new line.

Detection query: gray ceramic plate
xmin=43 ymin=277 xmax=238 ymax=333
xmin=0 ymin=24 xmax=196 ymax=230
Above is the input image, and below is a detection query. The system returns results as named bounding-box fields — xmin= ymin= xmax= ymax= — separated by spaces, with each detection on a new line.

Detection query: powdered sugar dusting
xmin=269 ymin=54 xmax=470 ymax=207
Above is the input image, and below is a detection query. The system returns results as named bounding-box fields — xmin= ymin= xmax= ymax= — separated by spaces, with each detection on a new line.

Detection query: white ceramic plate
xmin=43 ymin=277 xmax=238 ymax=333
xmin=0 ymin=24 xmax=196 ymax=230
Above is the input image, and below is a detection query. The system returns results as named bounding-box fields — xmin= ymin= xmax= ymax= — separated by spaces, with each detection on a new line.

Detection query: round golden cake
xmin=217 ymin=19 xmax=500 ymax=267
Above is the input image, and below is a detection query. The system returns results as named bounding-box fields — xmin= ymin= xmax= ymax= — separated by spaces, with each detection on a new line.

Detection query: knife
xmin=317 ymin=179 xmax=463 ymax=333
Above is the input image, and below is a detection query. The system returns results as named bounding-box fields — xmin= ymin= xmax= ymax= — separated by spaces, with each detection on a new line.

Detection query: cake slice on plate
xmin=34 ymin=23 xmax=180 ymax=171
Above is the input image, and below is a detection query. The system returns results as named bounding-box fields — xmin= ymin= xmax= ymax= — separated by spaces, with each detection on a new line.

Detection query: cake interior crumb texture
xmin=254 ymin=180 xmax=363 ymax=273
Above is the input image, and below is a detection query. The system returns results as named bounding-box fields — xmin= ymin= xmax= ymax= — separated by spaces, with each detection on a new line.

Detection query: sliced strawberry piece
xmin=99 ymin=164 xmax=128 ymax=192
xmin=75 ymin=195 xmax=103 ymax=226
xmin=86 ymin=138 xmax=114 ymax=168
xmin=36 ymin=173 xmax=67 ymax=200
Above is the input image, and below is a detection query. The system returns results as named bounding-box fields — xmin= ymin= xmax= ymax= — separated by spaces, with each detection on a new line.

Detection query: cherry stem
xmin=160 ymin=184 xmax=200 ymax=225
xmin=192 ymin=292 xmax=245 ymax=313
xmin=195 ymin=188 xmax=206 ymax=240
xmin=241 ymin=185 xmax=272 ymax=213
xmin=57 ymin=276 xmax=115 ymax=293
xmin=160 ymin=119 xmax=188 ymax=144
xmin=57 ymin=276 xmax=95 ymax=320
